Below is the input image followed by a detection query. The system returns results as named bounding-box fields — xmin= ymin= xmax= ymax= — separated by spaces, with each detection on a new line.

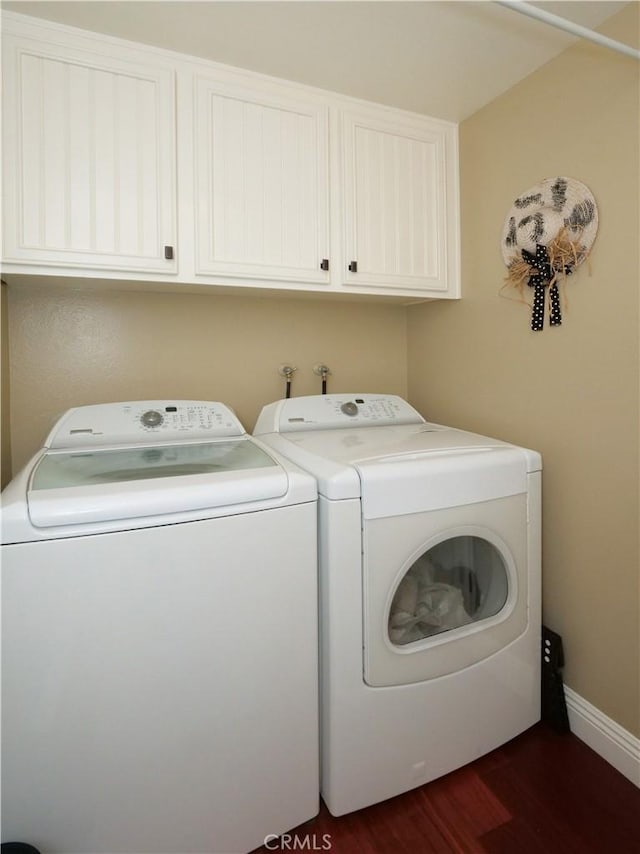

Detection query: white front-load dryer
xmin=254 ymin=393 xmax=542 ymax=816
xmin=1 ymin=401 xmax=319 ymax=854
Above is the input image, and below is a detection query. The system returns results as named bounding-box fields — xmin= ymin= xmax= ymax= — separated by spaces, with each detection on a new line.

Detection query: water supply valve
xmin=313 ymin=364 xmax=331 ymax=394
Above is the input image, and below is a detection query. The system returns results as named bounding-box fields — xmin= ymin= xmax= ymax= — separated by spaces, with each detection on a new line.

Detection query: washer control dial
xmin=140 ymin=409 xmax=164 ymax=428
xmin=340 ymin=401 xmax=359 ymax=417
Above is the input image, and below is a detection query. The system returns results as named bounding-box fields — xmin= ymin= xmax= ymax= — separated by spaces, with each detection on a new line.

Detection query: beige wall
xmin=408 ymin=5 xmax=640 ymax=736
xmin=6 ymin=286 xmax=407 ymax=474
xmin=1 ymin=282 xmax=12 ymax=488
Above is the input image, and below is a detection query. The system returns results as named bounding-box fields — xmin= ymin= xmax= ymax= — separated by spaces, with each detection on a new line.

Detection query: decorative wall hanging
xmin=501 ymin=177 xmax=598 ymax=331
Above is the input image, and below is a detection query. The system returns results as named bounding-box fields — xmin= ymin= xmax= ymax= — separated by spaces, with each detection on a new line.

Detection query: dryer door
xmin=362 ymin=493 xmax=529 ymax=687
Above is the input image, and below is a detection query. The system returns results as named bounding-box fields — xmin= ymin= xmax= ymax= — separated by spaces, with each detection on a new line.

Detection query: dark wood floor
xmin=256 ymin=723 xmax=640 ymax=853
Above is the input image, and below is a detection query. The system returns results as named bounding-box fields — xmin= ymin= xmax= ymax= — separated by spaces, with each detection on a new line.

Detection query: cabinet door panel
xmin=195 ymin=77 xmax=329 ymax=283
xmin=343 ymin=110 xmax=458 ymax=295
xmin=3 ymin=37 xmax=176 ymax=272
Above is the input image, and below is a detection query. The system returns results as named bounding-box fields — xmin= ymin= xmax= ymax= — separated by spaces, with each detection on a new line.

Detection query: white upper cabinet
xmin=341 ymin=109 xmax=458 ymax=295
xmin=194 ymin=76 xmax=330 ymax=284
xmin=1 ymin=12 xmax=460 ymax=301
xmin=2 ymin=24 xmax=177 ymax=274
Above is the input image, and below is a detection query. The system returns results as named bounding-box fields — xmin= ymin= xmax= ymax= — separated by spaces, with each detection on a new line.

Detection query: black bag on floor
xmin=2 ymin=844 xmax=42 ymax=854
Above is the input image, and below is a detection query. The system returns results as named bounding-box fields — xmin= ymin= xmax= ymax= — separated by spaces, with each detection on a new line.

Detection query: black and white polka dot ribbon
xmin=521 ymin=244 xmax=569 ymax=331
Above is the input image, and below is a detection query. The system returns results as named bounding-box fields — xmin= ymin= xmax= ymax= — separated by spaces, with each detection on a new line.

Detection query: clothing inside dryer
xmin=388 ymin=536 xmax=509 ymax=645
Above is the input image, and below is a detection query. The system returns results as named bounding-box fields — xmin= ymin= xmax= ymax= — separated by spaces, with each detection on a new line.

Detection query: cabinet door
xmin=342 ymin=109 xmax=459 ymax=295
xmin=195 ymin=76 xmax=330 ymax=284
xmin=2 ymin=35 xmax=176 ymax=273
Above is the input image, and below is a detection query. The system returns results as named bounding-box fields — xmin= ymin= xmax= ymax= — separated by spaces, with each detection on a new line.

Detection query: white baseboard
xmin=564 ymin=685 xmax=640 ymax=787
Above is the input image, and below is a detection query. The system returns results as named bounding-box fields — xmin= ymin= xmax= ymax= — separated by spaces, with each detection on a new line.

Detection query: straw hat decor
xmin=501 ymin=177 xmax=598 ymax=331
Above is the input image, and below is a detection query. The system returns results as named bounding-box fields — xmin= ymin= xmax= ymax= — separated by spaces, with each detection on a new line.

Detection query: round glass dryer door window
xmin=388 ymin=536 xmax=509 ymax=646
xmin=362 ymin=493 xmax=530 ymax=688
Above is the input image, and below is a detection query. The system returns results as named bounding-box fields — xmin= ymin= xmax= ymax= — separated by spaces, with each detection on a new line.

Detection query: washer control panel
xmin=45 ymin=401 xmax=246 ymax=449
xmin=254 ymin=394 xmax=426 ymax=434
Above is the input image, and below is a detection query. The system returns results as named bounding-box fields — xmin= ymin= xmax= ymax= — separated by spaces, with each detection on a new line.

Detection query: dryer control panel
xmin=254 ymin=394 xmax=425 ymax=433
xmin=45 ymin=401 xmax=246 ymax=449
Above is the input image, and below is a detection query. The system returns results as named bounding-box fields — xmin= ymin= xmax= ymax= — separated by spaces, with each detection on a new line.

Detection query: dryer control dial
xmin=340 ymin=402 xmax=359 ymax=417
xmin=140 ymin=410 xmax=164 ymax=428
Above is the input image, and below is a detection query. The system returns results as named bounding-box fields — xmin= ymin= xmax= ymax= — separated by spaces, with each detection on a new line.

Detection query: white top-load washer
xmin=254 ymin=393 xmax=542 ymax=816
xmin=2 ymin=401 xmax=319 ymax=854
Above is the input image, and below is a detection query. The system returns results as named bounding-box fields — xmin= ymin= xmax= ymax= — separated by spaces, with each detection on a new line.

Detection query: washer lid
xmin=27 ymin=438 xmax=288 ymax=527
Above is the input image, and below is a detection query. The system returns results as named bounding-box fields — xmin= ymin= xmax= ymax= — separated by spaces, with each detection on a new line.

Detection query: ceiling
xmin=1 ymin=1 xmax=633 ymax=121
